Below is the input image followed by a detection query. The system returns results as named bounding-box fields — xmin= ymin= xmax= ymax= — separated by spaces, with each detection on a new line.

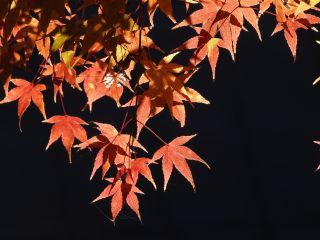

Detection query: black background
xmin=1 ymin=7 xmax=320 ymax=240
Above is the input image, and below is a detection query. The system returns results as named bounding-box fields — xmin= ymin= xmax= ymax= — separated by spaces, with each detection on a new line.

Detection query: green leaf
xmin=51 ymin=32 xmax=73 ymax=52
xmin=61 ymin=50 xmax=74 ymax=68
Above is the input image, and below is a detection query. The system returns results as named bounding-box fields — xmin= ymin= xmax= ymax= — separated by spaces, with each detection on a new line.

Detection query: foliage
xmin=0 ymin=0 xmax=319 ymax=222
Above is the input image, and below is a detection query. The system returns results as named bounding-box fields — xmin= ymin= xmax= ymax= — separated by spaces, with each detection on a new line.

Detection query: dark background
xmin=1 ymin=8 xmax=320 ymax=240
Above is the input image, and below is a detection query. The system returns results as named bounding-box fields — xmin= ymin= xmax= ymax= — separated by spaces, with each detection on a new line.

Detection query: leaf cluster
xmin=0 ymin=0 xmax=319 ymax=222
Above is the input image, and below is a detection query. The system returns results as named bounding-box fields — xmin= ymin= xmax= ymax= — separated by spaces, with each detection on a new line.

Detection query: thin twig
xmin=136 ymin=119 xmax=167 ymax=145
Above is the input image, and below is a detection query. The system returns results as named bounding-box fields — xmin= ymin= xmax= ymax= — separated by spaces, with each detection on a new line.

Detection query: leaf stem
xmin=250 ymin=7 xmax=277 ymax=17
xmin=32 ymin=55 xmax=50 ymax=84
xmin=59 ymin=92 xmax=67 ymax=115
xmin=136 ymin=119 xmax=167 ymax=145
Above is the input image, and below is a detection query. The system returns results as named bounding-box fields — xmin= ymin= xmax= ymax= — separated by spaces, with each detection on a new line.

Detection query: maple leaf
xmin=13 ymin=17 xmax=58 ymax=61
xmin=127 ymin=157 xmax=157 ymax=188
xmin=152 ymin=135 xmax=210 ymax=190
xmin=123 ymin=71 xmax=209 ymax=137
xmin=42 ymin=60 xmax=77 ymax=101
xmin=122 ymin=95 xmax=153 ymax=138
xmin=1 ymin=0 xmax=64 ymax=62
xmin=42 ymin=55 xmax=86 ymax=102
xmin=77 ymin=60 xmax=133 ymax=110
xmin=176 ymin=30 xmax=221 ymax=79
xmin=43 ymin=115 xmax=88 ymax=162
xmin=295 ymin=0 xmax=320 ymax=16
xmin=171 ymin=85 xmax=210 ymax=126
xmin=175 ymin=0 xmax=262 ymax=59
xmin=1 ymin=0 xmax=319 ymax=225
xmin=92 ymin=177 xmax=144 ymax=222
xmin=122 ymin=28 xmax=161 ymax=55
xmin=271 ymin=13 xmax=320 ymax=58
xmin=36 ymin=37 xmax=51 ymax=60
xmin=0 ymin=79 xmax=46 ymax=128
xmin=76 ymin=122 xmax=147 ymax=179
xmin=173 ymin=0 xmax=222 ymax=28
xmin=79 ymin=1 xmax=139 ymax=60
xmin=259 ymin=0 xmax=298 ymax=22
xmin=141 ymin=52 xmax=196 ymax=111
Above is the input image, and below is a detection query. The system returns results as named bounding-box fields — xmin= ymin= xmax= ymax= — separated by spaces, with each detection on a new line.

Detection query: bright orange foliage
xmin=0 ymin=0 xmax=319 ymax=222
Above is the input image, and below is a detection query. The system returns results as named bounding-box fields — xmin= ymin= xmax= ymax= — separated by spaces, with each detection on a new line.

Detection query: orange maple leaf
xmin=272 ymin=13 xmax=320 ymax=58
xmin=0 ymin=79 xmax=46 ymax=128
xmin=42 ymin=56 xmax=85 ymax=102
xmin=152 ymin=135 xmax=210 ymax=190
xmin=43 ymin=115 xmax=88 ymax=162
xmin=76 ymin=122 xmax=147 ymax=179
xmin=260 ymin=0 xmax=299 ymax=22
xmin=141 ymin=53 xmax=198 ymax=116
xmin=123 ymin=28 xmax=161 ymax=55
xmin=175 ymin=0 xmax=262 ymax=59
xmin=77 ymin=61 xmax=132 ymax=110
xmin=123 ymin=68 xmax=209 ymax=135
xmin=91 ymin=157 xmax=156 ymax=221
xmin=176 ymin=30 xmax=221 ymax=79
xmin=92 ymin=177 xmax=144 ymax=222
xmin=127 ymin=157 xmax=157 ymax=189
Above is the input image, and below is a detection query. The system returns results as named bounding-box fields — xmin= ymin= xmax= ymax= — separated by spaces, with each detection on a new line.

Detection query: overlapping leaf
xmin=92 ymin=177 xmax=144 ymax=221
xmin=0 ymin=0 xmax=319 ymax=224
xmin=76 ymin=122 xmax=147 ymax=179
xmin=76 ymin=60 xmax=133 ymax=110
xmin=272 ymin=13 xmax=320 ymax=58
